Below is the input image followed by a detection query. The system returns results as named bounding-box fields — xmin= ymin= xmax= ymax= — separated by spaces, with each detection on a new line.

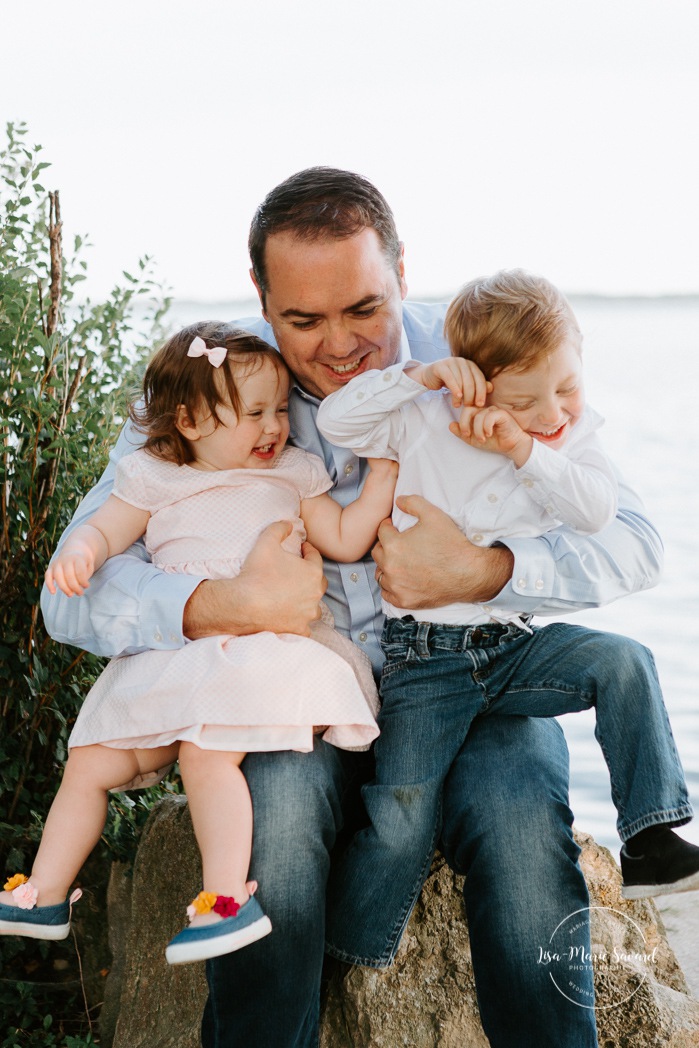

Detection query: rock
xmin=99 ymin=861 xmax=136 ymax=1047
xmin=106 ymin=798 xmax=699 ymax=1047
xmin=108 ymin=796 xmax=206 ymax=1048
xmin=320 ymin=856 xmax=487 ymax=1048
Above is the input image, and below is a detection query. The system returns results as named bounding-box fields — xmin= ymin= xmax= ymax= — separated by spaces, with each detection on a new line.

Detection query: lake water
xmin=172 ymin=295 xmax=699 ymax=852
xmin=549 ymin=296 xmax=699 ymax=852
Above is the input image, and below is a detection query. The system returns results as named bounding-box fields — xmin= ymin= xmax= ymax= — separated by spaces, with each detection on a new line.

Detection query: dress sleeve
xmin=112 ymin=452 xmax=155 ymax=511
xmin=296 ymin=451 xmax=334 ymax=500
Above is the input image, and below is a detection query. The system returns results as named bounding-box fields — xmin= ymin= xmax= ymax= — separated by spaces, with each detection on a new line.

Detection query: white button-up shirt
xmin=317 ymin=362 xmax=619 ymax=626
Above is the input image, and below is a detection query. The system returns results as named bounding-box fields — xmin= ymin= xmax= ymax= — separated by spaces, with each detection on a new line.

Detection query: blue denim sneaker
xmin=165 ymin=895 xmax=272 ymax=965
xmin=0 ymin=884 xmax=82 ymax=941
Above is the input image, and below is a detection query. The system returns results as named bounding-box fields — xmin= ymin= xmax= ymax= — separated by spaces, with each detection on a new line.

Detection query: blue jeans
xmin=326 ymin=620 xmax=691 ymax=984
xmin=202 ymin=709 xmax=603 ymax=1047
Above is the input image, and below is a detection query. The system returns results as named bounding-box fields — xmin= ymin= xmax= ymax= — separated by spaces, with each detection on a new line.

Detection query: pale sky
xmin=2 ymin=0 xmax=698 ymax=302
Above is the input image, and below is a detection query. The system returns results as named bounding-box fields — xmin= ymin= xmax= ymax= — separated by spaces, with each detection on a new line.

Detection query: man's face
xmin=252 ymin=227 xmax=408 ymax=399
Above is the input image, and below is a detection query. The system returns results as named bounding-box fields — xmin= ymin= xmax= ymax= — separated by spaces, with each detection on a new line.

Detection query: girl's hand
xmin=45 ymin=545 xmax=96 ymax=597
xmin=407 ymin=358 xmax=492 ymax=408
xmin=449 ymin=406 xmax=534 ymax=467
xmin=366 ymin=457 xmax=399 ymax=483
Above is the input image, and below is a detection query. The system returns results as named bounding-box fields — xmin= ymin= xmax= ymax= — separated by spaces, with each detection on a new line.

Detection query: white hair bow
xmin=187 ymin=336 xmax=227 ymax=368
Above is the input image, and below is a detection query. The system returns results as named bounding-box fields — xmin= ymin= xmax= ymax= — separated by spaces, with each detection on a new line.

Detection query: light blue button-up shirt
xmin=41 ymin=301 xmax=663 ymax=674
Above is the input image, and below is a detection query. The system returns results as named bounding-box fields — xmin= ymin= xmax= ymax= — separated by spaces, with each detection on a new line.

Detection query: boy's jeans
xmin=203 ymin=711 xmax=600 ymax=1048
xmin=326 ymin=618 xmax=692 ymax=977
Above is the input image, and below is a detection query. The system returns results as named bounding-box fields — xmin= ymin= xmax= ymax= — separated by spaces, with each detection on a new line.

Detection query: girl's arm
xmin=45 ymin=495 xmax=150 ymax=597
xmin=300 ymin=458 xmax=398 ymax=562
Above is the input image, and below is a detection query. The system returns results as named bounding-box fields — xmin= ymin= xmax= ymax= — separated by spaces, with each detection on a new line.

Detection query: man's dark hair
xmin=249 ymin=167 xmax=402 ymax=304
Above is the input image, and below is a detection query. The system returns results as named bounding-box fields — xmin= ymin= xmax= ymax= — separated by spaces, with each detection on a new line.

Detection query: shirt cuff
xmin=139 ymin=570 xmax=203 ymax=648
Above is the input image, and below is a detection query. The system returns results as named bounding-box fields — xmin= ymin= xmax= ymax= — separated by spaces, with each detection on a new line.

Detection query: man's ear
xmin=249 ymin=268 xmax=269 ymax=321
xmin=175 ymin=404 xmax=200 ymax=441
xmin=398 ymin=242 xmax=408 ymax=301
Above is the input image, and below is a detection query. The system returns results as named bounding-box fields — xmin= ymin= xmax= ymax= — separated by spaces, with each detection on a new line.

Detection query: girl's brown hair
xmin=444 ymin=269 xmax=581 ymax=379
xmin=129 ymin=322 xmax=290 ymax=465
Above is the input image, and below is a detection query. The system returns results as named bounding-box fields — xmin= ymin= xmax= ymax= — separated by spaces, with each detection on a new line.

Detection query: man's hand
xmin=372 ymin=495 xmax=514 ymax=609
xmin=407 ymin=358 xmax=491 ymax=408
xmin=183 ymin=521 xmax=327 ymax=640
xmin=449 ymin=406 xmax=533 ymax=468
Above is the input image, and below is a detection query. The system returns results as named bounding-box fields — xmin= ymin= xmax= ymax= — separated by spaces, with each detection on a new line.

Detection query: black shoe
xmin=621 ymin=827 xmax=699 ymax=899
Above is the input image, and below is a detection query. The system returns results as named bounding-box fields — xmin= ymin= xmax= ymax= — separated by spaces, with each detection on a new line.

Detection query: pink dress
xmin=68 ymin=447 xmax=379 ymax=784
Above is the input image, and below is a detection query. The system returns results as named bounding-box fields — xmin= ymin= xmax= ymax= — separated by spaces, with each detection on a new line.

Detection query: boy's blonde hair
xmin=444 ymin=269 xmax=581 ymax=378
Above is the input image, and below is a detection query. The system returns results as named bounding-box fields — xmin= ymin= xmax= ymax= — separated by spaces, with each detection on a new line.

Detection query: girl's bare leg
xmin=1 ymin=743 xmax=179 ymax=907
xmin=177 ymin=742 xmax=251 ymax=911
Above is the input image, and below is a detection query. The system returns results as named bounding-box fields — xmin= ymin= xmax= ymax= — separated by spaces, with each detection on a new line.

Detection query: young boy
xmin=317 ymin=268 xmax=699 ymax=966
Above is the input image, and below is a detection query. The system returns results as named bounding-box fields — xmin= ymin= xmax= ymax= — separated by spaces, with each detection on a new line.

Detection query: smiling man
xmin=42 ymin=168 xmax=664 ymax=1048
xmin=252 ymin=225 xmax=406 ymax=397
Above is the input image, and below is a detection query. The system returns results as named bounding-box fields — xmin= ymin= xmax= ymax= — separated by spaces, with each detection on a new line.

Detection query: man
xmin=43 ymin=168 xmax=663 ymax=1047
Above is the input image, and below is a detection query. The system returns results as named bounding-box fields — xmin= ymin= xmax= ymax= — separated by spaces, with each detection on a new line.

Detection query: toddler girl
xmin=0 ymin=323 xmax=395 ymax=965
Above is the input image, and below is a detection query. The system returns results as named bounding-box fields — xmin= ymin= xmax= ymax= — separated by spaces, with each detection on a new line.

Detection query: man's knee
xmin=243 ymin=744 xmax=351 ymax=875
xmin=441 ymin=716 xmax=576 ymax=873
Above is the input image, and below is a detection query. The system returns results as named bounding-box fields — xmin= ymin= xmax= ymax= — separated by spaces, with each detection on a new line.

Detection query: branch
xmin=47 ymin=191 xmax=62 ymax=338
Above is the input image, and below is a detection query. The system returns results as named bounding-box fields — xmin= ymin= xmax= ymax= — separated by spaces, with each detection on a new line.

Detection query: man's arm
xmin=41 ymin=421 xmax=198 ymax=656
xmin=373 ymin=472 xmax=662 ymax=614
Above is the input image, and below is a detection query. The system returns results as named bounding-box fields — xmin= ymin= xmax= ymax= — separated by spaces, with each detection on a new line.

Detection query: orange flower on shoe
xmin=3 ymin=874 xmax=28 ymax=892
xmin=186 ymin=891 xmax=218 ymax=921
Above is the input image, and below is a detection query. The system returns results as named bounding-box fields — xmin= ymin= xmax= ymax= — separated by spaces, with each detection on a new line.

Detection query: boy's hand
xmin=407 ymin=358 xmax=492 ymax=408
xmin=45 ymin=545 xmax=96 ymax=597
xmin=450 ymin=406 xmax=534 ymax=467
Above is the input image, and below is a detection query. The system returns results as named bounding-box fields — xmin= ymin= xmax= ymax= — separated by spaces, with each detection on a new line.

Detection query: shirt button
xmin=487 ymin=493 xmax=498 ymax=503
xmin=383 ymin=372 xmax=392 ymax=382
xmin=350 ymin=572 xmax=359 ymax=583
xmin=517 ymin=578 xmax=527 ymax=588
xmin=522 ymin=478 xmax=534 ymax=488
xmin=154 ymin=631 xmax=163 ymax=642
xmin=344 ymin=463 xmax=354 ymax=475
xmin=471 ymin=533 xmax=484 ymax=544
xmin=359 ymin=632 xmax=368 ymax=642
xmin=482 ymin=605 xmax=492 ymax=614
xmin=535 ymin=579 xmax=544 ymax=590
xmin=545 ymin=505 xmax=555 ymax=514
xmin=356 ymin=391 xmax=365 ymax=400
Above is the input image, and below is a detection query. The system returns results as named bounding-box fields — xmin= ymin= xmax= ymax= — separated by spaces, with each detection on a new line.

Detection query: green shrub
xmin=0 ymin=121 xmax=172 ymax=1043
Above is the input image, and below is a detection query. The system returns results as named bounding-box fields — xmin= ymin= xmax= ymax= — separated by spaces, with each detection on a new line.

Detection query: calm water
xmin=172 ymin=296 xmax=699 ymax=851
xmin=553 ymin=297 xmax=699 ymax=851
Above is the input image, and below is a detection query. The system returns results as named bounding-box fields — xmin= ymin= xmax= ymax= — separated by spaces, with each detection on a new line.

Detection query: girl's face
xmin=487 ymin=336 xmax=585 ymax=451
xmin=181 ymin=358 xmax=291 ymax=471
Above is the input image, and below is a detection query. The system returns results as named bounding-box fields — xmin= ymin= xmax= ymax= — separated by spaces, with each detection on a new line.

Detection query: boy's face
xmin=487 ymin=335 xmax=585 ymax=451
